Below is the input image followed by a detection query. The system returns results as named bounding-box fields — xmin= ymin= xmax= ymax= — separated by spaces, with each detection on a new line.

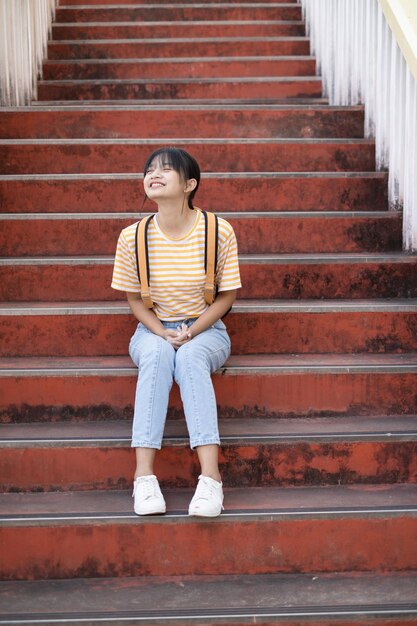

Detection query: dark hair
xmin=143 ymin=147 xmax=201 ymax=209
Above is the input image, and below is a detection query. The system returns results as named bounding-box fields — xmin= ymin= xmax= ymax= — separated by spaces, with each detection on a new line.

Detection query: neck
xmin=155 ymin=200 xmax=196 ymax=237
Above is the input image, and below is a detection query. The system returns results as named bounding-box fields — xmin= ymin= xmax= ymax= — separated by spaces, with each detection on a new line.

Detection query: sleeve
xmin=216 ymin=220 xmax=242 ymax=292
xmin=111 ymin=228 xmax=141 ymax=293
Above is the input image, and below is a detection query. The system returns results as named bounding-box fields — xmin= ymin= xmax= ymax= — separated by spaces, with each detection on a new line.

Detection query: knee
xmin=130 ymin=330 xmax=175 ymax=370
xmin=174 ymin=343 xmax=209 ymax=383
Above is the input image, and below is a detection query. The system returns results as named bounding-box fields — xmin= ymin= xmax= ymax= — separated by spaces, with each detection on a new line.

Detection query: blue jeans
xmin=129 ymin=319 xmax=231 ymax=449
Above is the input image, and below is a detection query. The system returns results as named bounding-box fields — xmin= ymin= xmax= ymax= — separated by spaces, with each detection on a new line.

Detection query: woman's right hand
xmin=162 ymin=324 xmax=191 ymax=350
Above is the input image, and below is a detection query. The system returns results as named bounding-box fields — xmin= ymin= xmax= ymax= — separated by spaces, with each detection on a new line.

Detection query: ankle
xmin=201 ymin=472 xmax=222 ymax=483
xmin=134 ymin=471 xmax=155 ymax=480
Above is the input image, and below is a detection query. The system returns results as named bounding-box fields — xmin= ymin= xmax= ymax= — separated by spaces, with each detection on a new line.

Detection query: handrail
xmin=300 ymin=0 xmax=417 ymax=251
xmin=0 ymin=0 xmax=57 ymax=106
xmin=380 ymin=0 xmax=417 ymax=82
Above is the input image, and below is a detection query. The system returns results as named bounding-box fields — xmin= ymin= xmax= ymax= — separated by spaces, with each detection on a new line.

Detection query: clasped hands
xmin=163 ymin=322 xmax=192 ymax=349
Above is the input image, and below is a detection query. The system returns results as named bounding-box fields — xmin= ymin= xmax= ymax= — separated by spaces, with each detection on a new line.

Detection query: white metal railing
xmin=300 ymin=0 xmax=417 ymax=251
xmin=0 ymin=0 xmax=57 ymax=107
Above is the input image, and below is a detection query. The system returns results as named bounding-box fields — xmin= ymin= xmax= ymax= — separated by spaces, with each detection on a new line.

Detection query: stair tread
xmin=1 ymin=483 xmax=417 ymax=521
xmin=38 ymin=76 xmax=321 ymax=84
xmin=1 ymin=252 xmax=415 ymax=265
xmin=0 ymin=137 xmax=372 ymax=145
xmin=44 ymin=54 xmax=316 ymax=63
xmin=0 ymin=171 xmax=386 ymax=179
xmin=0 ymin=103 xmax=356 ymax=111
xmin=2 ymin=298 xmax=416 ymax=315
xmin=3 ymin=352 xmax=417 ymax=375
xmin=31 ymin=97 xmax=330 ymax=105
xmin=49 ymin=35 xmax=309 ymax=42
xmin=2 ymin=415 xmax=416 ymax=444
xmin=53 ymin=19 xmax=306 ymax=25
xmin=0 ymin=210 xmax=398 ymax=218
xmin=1 ymin=572 xmax=416 ymax=622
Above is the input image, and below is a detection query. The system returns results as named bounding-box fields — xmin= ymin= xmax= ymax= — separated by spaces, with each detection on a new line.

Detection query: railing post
xmin=300 ymin=0 xmax=417 ymax=251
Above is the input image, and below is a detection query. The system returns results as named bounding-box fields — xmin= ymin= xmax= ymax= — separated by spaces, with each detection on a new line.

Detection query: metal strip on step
xmin=1 ymin=603 xmax=417 ymax=624
xmin=0 ymin=210 xmax=398 ymax=219
xmin=0 ymin=171 xmax=386 ymax=180
xmin=2 ymin=253 xmax=416 ymax=266
xmin=0 ymin=137 xmax=371 ymax=145
xmin=2 ymin=505 xmax=417 ymax=525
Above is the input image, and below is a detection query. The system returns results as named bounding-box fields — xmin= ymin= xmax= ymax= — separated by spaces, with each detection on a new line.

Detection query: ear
xmin=184 ymin=178 xmax=197 ymax=193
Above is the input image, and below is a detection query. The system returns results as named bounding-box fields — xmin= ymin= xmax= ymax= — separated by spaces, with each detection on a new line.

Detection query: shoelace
xmin=195 ymin=478 xmax=214 ymax=501
xmin=132 ymin=477 xmax=157 ymax=499
xmin=195 ymin=477 xmax=224 ymax=509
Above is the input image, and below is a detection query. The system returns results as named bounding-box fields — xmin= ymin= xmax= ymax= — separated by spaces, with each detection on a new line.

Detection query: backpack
xmin=135 ymin=209 xmax=220 ymax=311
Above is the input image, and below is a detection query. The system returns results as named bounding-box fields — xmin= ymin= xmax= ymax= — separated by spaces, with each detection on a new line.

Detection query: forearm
xmin=126 ymin=292 xmax=165 ymax=336
xmin=189 ymin=290 xmax=237 ymax=338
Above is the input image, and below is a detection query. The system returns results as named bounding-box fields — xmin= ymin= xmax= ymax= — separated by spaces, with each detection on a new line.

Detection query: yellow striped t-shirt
xmin=111 ymin=209 xmax=242 ymax=320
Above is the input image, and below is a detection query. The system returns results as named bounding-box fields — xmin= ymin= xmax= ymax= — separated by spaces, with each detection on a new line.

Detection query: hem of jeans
xmin=190 ymin=438 xmax=221 ymax=450
xmin=131 ymin=441 xmax=162 ymax=450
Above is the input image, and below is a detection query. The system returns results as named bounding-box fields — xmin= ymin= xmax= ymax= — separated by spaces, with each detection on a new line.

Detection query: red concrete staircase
xmin=1 ymin=0 xmax=417 ymax=623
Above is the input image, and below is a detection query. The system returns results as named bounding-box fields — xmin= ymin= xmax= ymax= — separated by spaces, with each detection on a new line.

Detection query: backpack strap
xmin=202 ymin=210 xmax=218 ymax=305
xmin=135 ymin=214 xmax=154 ymax=309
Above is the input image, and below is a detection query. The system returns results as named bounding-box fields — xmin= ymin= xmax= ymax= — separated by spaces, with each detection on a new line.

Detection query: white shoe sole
xmin=188 ymin=508 xmax=222 ymax=517
xmin=134 ymin=502 xmax=166 ymax=516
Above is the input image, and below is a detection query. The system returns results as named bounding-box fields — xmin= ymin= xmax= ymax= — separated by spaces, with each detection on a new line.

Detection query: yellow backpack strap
xmin=135 ymin=215 xmax=154 ymax=309
xmin=203 ymin=210 xmax=218 ymax=305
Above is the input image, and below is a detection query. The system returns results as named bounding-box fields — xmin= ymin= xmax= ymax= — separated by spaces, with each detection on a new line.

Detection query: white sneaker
xmin=188 ymin=475 xmax=224 ymax=517
xmin=132 ymin=475 xmax=166 ymax=515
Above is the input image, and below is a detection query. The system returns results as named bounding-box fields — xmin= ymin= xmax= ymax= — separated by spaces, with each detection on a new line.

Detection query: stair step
xmin=42 ymin=56 xmax=317 ymax=80
xmin=52 ymin=19 xmax=306 ymax=40
xmin=1 ymin=416 xmax=416 ymax=491
xmin=1 ymin=253 xmax=416 ymax=301
xmin=54 ymin=5 xmax=303 ymax=23
xmin=0 ymin=104 xmax=365 ymax=139
xmin=37 ymin=76 xmax=322 ymax=101
xmin=62 ymin=0 xmax=300 ymax=4
xmin=0 ymin=172 xmax=387 ymax=213
xmin=0 ymin=138 xmax=375 ymax=174
xmin=32 ymin=96 xmax=330 ymax=106
xmin=1 ymin=572 xmax=416 ymax=625
xmin=1 ymin=484 xmax=416 ymax=578
xmin=3 ymin=353 xmax=417 ymax=423
xmin=47 ymin=37 xmax=310 ymax=59
xmin=0 ymin=212 xmax=402 ymax=256
xmin=3 ymin=298 xmax=417 ymax=357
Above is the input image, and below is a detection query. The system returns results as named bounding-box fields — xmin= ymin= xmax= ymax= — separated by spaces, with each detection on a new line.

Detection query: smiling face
xmin=143 ymin=156 xmax=185 ymax=202
xmin=142 ymin=148 xmax=201 ymax=209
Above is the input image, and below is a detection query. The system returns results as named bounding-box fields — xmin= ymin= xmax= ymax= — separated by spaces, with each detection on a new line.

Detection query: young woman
xmin=111 ymin=147 xmax=241 ymax=517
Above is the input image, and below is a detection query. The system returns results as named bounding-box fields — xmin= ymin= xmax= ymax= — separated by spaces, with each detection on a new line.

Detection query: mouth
xmin=149 ymin=182 xmax=165 ymax=188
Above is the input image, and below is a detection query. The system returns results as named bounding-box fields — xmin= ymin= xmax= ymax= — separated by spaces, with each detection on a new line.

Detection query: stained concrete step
xmin=42 ymin=56 xmax=317 ymax=80
xmin=3 ymin=299 xmax=417 ymax=358
xmin=31 ymin=96 xmax=330 ymax=106
xmin=62 ymin=0 xmax=300 ymax=4
xmin=1 ymin=416 xmax=416 ymax=492
xmin=52 ymin=19 xmax=306 ymax=40
xmin=1 ymin=572 xmax=416 ymax=625
xmin=0 ymin=172 xmax=387 ymax=213
xmin=1 ymin=253 xmax=416 ymax=301
xmin=37 ymin=76 xmax=322 ymax=101
xmin=0 ymin=212 xmax=402 ymax=256
xmin=0 ymin=138 xmax=375 ymax=174
xmin=0 ymin=104 xmax=365 ymax=139
xmin=47 ymin=37 xmax=310 ymax=59
xmin=3 ymin=353 xmax=417 ymax=423
xmin=54 ymin=5 xmax=303 ymax=23
xmin=1 ymin=483 xmax=416 ymax=579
